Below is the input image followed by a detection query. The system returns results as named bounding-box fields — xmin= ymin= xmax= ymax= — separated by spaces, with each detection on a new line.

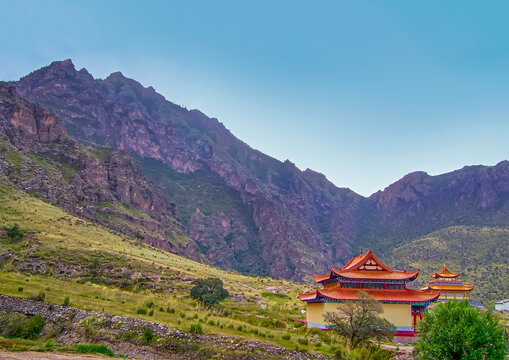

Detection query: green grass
xmin=386 ymin=225 xmax=509 ymax=302
xmin=0 ymin=181 xmax=337 ymax=354
xmin=73 ymin=344 xmax=114 ymax=356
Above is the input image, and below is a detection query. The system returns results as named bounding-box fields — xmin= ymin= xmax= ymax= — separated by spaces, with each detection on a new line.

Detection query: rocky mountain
xmin=361 ymin=163 xmax=509 ymax=252
xmin=10 ymin=60 xmax=509 ymax=285
xmin=14 ymin=60 xmax=364 ymax=280
xmin=0 ymin=81 xmax=199 ymax=258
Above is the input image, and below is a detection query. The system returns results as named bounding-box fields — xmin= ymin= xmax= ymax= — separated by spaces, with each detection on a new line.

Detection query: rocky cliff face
xmin=15 ymin=60 xmax=363 ymax=280
xmin=0 ymin=81 xmax=200 ymax=258
xmin=12 ymin=60 xmax=509 ymax=281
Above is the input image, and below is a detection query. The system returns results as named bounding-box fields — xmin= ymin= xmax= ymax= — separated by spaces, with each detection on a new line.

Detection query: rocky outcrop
xmin=0 ymin=81 xmax=200 ymax=258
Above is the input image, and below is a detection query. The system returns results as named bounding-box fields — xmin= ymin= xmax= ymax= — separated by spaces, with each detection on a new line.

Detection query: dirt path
xmin=0 ymin=352 xmax=116 ymax=360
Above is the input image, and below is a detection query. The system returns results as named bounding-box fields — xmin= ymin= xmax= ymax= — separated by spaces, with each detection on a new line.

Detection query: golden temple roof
xmin=313 ymin=249 xmax=419 ymax=283
xmin=431 ymin=264 xmax=460 ymax=279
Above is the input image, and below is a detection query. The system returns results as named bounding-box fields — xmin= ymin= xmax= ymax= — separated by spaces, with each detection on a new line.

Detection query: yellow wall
xmin=380 ymin=303 xmax=412 ymax=328
xmin=306 ymin=302 xmax=412 ymax=329
xmin=306 ymin=303 xmax=325 ymax=324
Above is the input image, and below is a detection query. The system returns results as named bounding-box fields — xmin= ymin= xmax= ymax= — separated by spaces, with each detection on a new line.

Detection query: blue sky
xmin=1 ymin=1 xmax=508 ymax=196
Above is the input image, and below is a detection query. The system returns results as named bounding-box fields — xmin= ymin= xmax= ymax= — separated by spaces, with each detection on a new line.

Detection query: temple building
xmin=299 ymin=249 xmax=440 ymax=337
xmin=419 ymin=264 xmax=474 ymax=301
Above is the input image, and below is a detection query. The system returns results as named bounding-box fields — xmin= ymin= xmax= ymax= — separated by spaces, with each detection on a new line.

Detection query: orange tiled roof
xmin=431 ymin=264 xmax=460 ymax=279
xmin=314 ymin=249 xmax=419 ymax=282
xmin=299 ymin=287 xmax=440 ymax=303
xmin=420 ymin=284 xmax=474 ymax=292
xmin=331 ymin=268 xmax=419 ymax=280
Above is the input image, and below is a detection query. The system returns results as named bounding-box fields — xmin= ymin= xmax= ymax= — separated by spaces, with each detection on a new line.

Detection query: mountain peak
xmin=48 ymin=59 xmax=76 ymax=71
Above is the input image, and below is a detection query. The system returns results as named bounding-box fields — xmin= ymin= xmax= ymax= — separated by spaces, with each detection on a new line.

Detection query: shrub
xmin=415 ymin=300 xmax=506 ymax=360
xmin=136 ymin=306 xmax=147 ymax=315
xmin=159 ymin=307 xmax=164 ymax=312
xmin=298 ymin=337 xmax=309 ymax=345
xmin=144 ymin=300 xmax=155 ymax=309
xmin=17 ymin=287 xmax=23 ymax=293
xmin=7 ymin=224 xmax=23 ymax=241
xmin=30 ymin=291 xmax=46 ymax=302
xmin=148 ymin=309 xmax=154 ymax=316
xmin=73 ymin=344 xmax=114 ymax=357
xmin=0 ymin=313 xmax=45 ymax=340
xmin=282 ymin=333 xmax=291 ymax=341
xmin=24 ymin=315 xmax=45 ymax=339
xmin=63 ymin=296 xmax=70 ymax=306
xmin=166 ymin=307 xmax=175 ymax=314
xmin=119 ymin=330 xmax=138 ymax=341
xmin=190 ymin=277 xmax=229 ymax=306
xmin=142 ymin=328 xmax=154 ymax=343
xmin=190 ymin=323 xmax=204 ymax=334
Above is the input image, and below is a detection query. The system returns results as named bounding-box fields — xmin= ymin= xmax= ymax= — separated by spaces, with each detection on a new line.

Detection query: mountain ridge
xmin=10 ymin=59 xmax=509 ymax=288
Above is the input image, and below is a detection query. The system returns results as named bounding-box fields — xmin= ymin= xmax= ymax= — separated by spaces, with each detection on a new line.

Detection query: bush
xmin=190 ymin=323 xmax=204 ymax=334
xmin=166 ymin=307 xmax=175 ymax=314
xmin=136 ymin=306 xmax=147 ymax=315
xmin=7 ymin=224 xmax=23 ymax=241
xmin=415 ymin=300 xmax=506 ymax=360
xmin=30 ymin=291 xmax=46 ymax=302
xmin=63 ymin=296 xmax=70 ymax=306
xmin=298 ymin=337 xmax=309 ymax=345
xmin=24 ymin=315 xmax=45 ymax=339
xmin=148 ymin=309 xmax=154 ymax=316
xmin=73 ymin=344 xmax=114 ymax=357
xmin=17 ymin=287 xmax=23 ymax=293
xmin=0 ymin=313 xmax=45 ymax=340
xmin=282 ymin=333 xmax=291 ymax=341
xmin=142 ymin=328 xmax=154 ymax=343
xmin=190 ymin=277 xmax=229 ymax=306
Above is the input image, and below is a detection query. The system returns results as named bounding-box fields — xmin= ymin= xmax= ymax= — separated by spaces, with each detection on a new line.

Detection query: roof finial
xmin=360 ymin=248 xmax=363 ymax=255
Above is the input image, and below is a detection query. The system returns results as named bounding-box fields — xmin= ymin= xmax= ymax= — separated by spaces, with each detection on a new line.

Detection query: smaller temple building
xmin=299 ymin=249 xmax=440 ymax=338
xmin=419 ymin=264 xmax=474 ymax=301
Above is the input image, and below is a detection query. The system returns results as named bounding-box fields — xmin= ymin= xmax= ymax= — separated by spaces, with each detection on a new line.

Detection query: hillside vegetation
xmin=387 ymin=225 xmax=509 ymax=302
xmin=0 ymin=180 xmax=339 ymax=356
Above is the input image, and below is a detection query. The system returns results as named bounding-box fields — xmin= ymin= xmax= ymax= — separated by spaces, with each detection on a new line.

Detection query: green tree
xmin=6 ymin=224 xmax=23 ymax=241
xmin=414 ymin=300 xmax=506 ymax=360
xmin=324 ymin=291 xmax=395 ymax=349
xmin=190 ymin=277 xmax=229 ymax=306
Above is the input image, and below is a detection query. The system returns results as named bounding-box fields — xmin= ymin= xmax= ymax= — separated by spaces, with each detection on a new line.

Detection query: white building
xmin=494 ymin=299 xmax=509 ymax=312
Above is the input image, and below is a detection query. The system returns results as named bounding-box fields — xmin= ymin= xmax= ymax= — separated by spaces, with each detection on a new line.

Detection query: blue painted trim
xmin=396 ymin=326 xmax=414 ymax=331
xmin=307 ymin=321 xmax=331 ymax=329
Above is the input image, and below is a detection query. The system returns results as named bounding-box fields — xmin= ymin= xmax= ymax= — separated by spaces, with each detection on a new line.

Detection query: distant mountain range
xmin=1 ymin=60 xmax=507 ymax=299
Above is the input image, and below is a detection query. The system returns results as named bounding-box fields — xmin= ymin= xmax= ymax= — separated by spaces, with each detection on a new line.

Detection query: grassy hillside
xmin=0 ymin=180 xmax=337 ymax=355
xmin=386 ymin=225 xmax=509 ymax=303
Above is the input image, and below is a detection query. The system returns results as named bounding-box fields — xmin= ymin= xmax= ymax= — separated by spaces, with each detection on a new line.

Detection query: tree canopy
xmin=324 ymin=291 xmax=395 ymax=349
xmin=415 ymin=300 xmax=506 ymax=360
xmin=190 ymin=277 xmax=229 ymax=306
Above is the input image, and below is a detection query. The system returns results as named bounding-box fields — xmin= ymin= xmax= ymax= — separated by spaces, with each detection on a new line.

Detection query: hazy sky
xmin=1 ymin=1 xmax=508 ymax=196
